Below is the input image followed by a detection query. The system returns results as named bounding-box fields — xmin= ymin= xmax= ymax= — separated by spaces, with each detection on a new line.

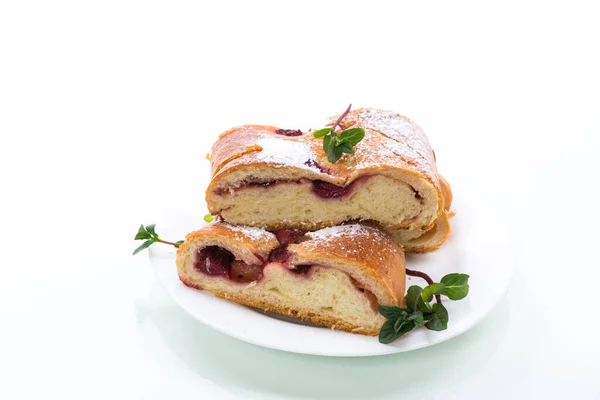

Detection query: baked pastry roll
xmin=206 ymin=108 xmax=443 ymax=232
xmin=176 ymin=222 xmax=405 ymax=335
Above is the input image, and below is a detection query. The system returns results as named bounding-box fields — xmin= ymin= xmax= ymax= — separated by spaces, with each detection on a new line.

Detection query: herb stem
xmin=330 ymin=103 xmax=352 ymax=133
xmin=406 ymin=268 xmax=442 ymax=304
xmin=156 ymin=238 xmax=180 ymax=247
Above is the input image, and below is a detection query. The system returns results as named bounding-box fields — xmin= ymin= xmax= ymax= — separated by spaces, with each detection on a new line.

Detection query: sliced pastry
xmin=176 ymin=222 xmax=406 ymax=335
xmin=206 ymin=108 xmax=443 ymax=232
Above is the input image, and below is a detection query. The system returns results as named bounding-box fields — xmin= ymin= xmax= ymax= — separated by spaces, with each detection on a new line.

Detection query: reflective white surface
xmin=1 ymin=1 xmax=599 ymax=398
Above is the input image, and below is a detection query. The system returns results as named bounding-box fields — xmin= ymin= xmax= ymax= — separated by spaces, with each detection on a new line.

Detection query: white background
xmin=1 ymin=1 xmax=599 ymax=399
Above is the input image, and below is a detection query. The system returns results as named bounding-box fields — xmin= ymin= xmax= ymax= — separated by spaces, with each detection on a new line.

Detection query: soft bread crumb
xmin=210 ymin=175 xmax=438 ymax=231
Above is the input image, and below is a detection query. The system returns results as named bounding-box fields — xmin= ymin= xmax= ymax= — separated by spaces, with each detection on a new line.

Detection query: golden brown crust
xmin=206 ymin=108 xmax=443 ymax=231
xmin=290 ymin=224 xmax=405 ymax=305
xmin=439 ymin=175 xmax=453 ymax=212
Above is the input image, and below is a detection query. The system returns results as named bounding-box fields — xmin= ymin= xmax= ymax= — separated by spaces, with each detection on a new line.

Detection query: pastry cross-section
xmin=176 ymin=222 xmax=406 ymax=336
xmin=206 ymin=108 xmax=443 ymax=231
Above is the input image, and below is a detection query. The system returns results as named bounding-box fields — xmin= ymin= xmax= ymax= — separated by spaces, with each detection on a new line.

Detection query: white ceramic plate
xmin=149 ymin=192 xmax=514 ymax=357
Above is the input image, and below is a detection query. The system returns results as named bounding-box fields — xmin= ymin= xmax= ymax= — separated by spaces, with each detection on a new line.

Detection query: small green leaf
xmin=379 ymin=317 xmax=415 ymax=344
xmin=204 ymin=214 xmax=215 ymax=223
xmin=134 ymin=225 xmax=152 ymax=240
xmin=378 ymin=305 xmax=409 ymax=320
xmin=394 ymin=316 xmax=408 ymax=333
xmin=133 ymin=239 xmax=154 ymax=255
xmin=323 ymin=134 xmax=332 ymax=155
xmin=145 ymin=224 xmax=157 ymax=237
xmin=441 ymin=273 xmax=470 ymax=300
xmin=395 ymin=318 xmax=416 ymax=336
xmin=407 ymin=311 xmax=425 ymax=327
xmin=337 ymin=128 xmax=365 ymax=146
xmin=425 ymin=303 xmax=449 ymax=331
xmin=338 ymin=142 xmax=353 ymax=154
xmin=417 ymin=294 xmax=433 ymax=313
xmin=405 ymin=286 xmax=422 ymax=311
xmin=326 ymin=136 xmax=343 ymax=163
xmin=175 ymin=240 xmax=184 ymax=248
xmin=379 ymin=319 xmax=400 ymax=344
xmin=313 ymin=128 xmax=333 ymax=138
xmin=421 ymin=283 xmax=446 ymax=302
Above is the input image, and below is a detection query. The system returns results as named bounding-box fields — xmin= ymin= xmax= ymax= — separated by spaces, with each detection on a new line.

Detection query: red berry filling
xmin=274 ymin=229 xmax=307 ymax=245
xmin=311 ymin=180 xmax=354 ymax=199
xmin=275 ymin=129 xmax=303 ymax=137
xmin=194 ymin=246 xmax=234 ymax=277
xmin=230 ymin=261 xmax=264 ymax=283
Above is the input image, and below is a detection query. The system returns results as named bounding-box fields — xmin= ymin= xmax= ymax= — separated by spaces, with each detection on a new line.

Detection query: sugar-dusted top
xmin=303 ymin=223 xmax=398 ymax=259
xmin=217 ymin=221 xmax=277 ymax=242
xmin=333 ymin=108 xmax=438 ymax=181
xmin=208 ymin=108 xmax=440 ymax=187
xmin=254 ymin=137 xmax=321 ymax=173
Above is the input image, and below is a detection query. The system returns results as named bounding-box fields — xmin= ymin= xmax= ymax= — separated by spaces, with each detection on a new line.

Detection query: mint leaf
xmin=338 ymin=142 xmax=353 ymax=154
xmin=337 ymin=128 xmax=365 ymax=146
xmin=378 ymin=305 xmax=409 ymax=320
xmin=425 ymin=303 xmax=449 ymax=331
xmin=406 ymin=285 xmax=422 ymax=311
xmin=134 ymin=225 xmax=152 ymax=240
xmin=204 ymin=214 xmax=215 ymax=223
xmin=407 ymin=311 xmax=425 ymax=327
xmin=326 ymin=136 xmax=343 ymax=163
xmin=441 ymin=273 xmax=470 ymax=300
xmin=133 ymin=239 xmax=154 ymax=255
xmin=313 ymin=128 xmax=333 ymax=138
xmin=379 ymin=319 xmax=400 ymax=344
xmin=323 ymin=134 xmax=332 ymax=156
xmin=145 ymin=224 xmax=157 ymax=237
xmin=421 ymin=283 xmax=446 ymax=302
xmin=312 ymin=106 xmax=365 ymax=164
xmin=417 ymin=296 xmax=432 ymax=313
xmin=395 ymin=318 xmax=416 ymax=336
xmin=379 ymin=318 xmax=416 ymax=344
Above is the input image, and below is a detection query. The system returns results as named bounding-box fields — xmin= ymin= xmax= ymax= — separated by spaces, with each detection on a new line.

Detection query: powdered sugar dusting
xmin=303 ymin=224 xmax=393 ymax=256
xmin=220 ymin=222 xmax=276 ymax=242
xmin=332 ymin=108 xmax=438 ymax=181
xmin=307 ymin=224 xmax=372 ymax=241
xmin=255 ymin=137 xmax=321 ymax=173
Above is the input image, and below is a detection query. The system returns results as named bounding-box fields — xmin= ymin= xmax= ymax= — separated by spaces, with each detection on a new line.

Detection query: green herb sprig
xmin=313 ymin=104 xmax=365 ymax=163
xmin=133 ymin=224 xmax=184 ymax=255
xmin=378 ymin=270 xmax=470 ymax=344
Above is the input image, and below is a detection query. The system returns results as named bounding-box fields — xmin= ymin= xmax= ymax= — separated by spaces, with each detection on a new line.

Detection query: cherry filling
xmin=194 ymin=229 xmax=312 ymax=282
xmin=303 ymin=159 xmax=330 ymax=174
xmin=410 ymin=185 xmax=424 ymax=201
xmin=215 ymin=177 xmax=372 ymax=200
xmin=274 ymin=229 xmax=307 ymax=245
xmin=194 ymin=246 xmax=235 ymax=277
xmin=311 ymin=180 xmax=353 ymax=199
xmin=291 ymin=265 xmax=311 ymax=275
xmin=275 ymin=128 xmax=304 ymax=136
xmin=269 ymin=247 xmax=291 ymax=263
xmin=230 ymin=261 xmax=264 ymax=283
xmin=269 ymin=229 xmax=307 ymax=265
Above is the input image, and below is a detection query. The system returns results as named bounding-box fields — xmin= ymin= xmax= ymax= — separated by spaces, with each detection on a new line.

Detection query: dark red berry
xmin=275 ymin=129 xmax=303 ymax=137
